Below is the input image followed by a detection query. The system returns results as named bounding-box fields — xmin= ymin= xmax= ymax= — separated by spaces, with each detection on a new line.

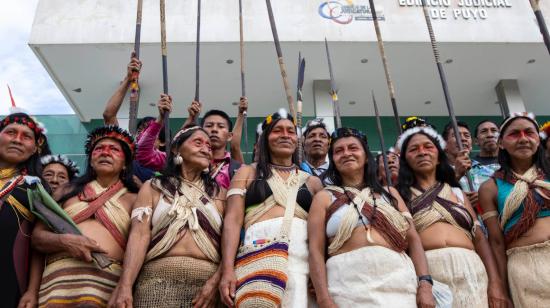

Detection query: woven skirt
xmin=326 ymin=245 xmax=417 ymax=307
xmin=507 ymin=240 xmax=550 ymax=308
xmin=426 ymin=247 xmax=488 ymax=308
xmin=38 ymin=256 xmax=122 ymax=307
xmin=243 ymin=217 xmax=311 ymax=308
xmin=133 ymin=256 xmax=220 ymax=308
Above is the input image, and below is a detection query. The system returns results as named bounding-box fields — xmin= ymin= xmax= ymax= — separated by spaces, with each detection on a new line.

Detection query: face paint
xmin=504 ymin=129 xmax=538 ymax=141
xmin=92 ymin=144 xmax=125 ymax=158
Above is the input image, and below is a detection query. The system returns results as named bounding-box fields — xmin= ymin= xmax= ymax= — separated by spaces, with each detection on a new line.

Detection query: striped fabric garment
xmin=38 ymin=256 xmax=122 ymax=308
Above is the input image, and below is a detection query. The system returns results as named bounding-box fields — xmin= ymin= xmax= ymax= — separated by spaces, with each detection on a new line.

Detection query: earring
xmin=173 ymin=154 xmax=183 ymax=165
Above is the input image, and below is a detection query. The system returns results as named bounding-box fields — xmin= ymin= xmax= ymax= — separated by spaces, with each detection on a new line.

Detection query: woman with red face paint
xmin=0 ymin=113 xmax=48 ymax=308
xmin=219 ymin=109 xmax=323 ymax=307
xmin=396 ymin=126 xmax=509 ymax=308
xmin=308 ymin=127 xmax=435 ymax=308
xmin=479 ymin=113 xmax=550 ymax=308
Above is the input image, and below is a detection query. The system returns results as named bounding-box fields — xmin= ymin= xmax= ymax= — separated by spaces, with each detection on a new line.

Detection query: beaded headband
xmin=262 ymin=108 xmax=294 ymax=131
xmin=402 ymin=116 xmax=433 ymax=131
xmin=499 ymin=112 xmax=539 ymax=138
xmin=85 ymin=125 xmax=135 ymax=156
xmin=0 ymin=113 xmax=47 ymax=146
xmin=397 ymin=126 xmax=446 ymax=150
xmin=330 ymin=127 xmax=368 ymax=146
xmin=171 ymin=126 xmax=202 ymax=144
xmin=41 ymin=154 xmax=80 ymax=178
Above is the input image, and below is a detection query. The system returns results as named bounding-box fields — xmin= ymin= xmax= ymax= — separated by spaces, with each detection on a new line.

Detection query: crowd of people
xmin=1 ymin=54 xmax=550 ymax=308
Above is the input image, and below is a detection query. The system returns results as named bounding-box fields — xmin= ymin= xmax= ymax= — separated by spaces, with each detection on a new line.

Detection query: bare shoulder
xmin=119 ymin=191 xmax=138 ymax=206
xmin=306 ymin=176 xmax=324 ymax=194
xmin=311 ymin=189 xmax=332 ymax=210
xmin=61 ymin=195 xmax=80 ymax=209
xmin=479 ymin=178 xmax=497 ymax=194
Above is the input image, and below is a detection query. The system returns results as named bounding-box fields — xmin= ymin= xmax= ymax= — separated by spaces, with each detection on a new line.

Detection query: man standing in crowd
xmin=302 ymin=119 xmax=330 ymax=177
xmin=473 ymin=120 xmax=500 ymax=168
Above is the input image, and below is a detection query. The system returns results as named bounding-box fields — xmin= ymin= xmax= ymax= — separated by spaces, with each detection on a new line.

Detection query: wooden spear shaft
xmin=368 ymin=0 xmax=402 ymax=134
xmin=195 ymin=0 xmax=201 ymax=102
xmin=265 ymin=0 xmax=296 ymax=121
xmin=160 ymin=0 xmax=171 ymax=153
xmin=239 ymin=0 xmax=249 ymax=157
xmin=419 ymin=0 xmax=475 ymax=191
xmin=372 ymin=91 xmax=394 ymax=187
xmin=129 ymin=0 xmax=143 ymax=135
xmin=530 ymin=0 xmax=550 ymax=55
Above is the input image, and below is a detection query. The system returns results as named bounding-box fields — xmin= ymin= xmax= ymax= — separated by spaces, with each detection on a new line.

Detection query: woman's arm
xmin=108 ymin=181 xmax=156 ymax=308
xmin=307 ymin=190 xmax=337 ymax=308
xmin=103 ymin=55 xmax=141 ymax=125
xmin=218 ymin=165 xmax=252 ymax=306
xmin=230 ymin=97 xmax=247 ymax=164
xmin=17 ymin=250 xmax=44 ymax=308
xmin=462 ymin=190 xmax=510 ymax=307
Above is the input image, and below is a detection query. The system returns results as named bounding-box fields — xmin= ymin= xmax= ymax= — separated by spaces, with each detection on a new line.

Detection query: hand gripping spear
xmin=324 ymin=38 xmax=343 ymax=129
xmin=529 ymin=0 xmax=550 ymax=55
xmin=265 ymin=0 xmax=297 ymax=121
xmin=368 ymin=0 xmax=402 ymax=134
xmin=296 ymin=53 xmax=306 ymax=164
xmin=160 ymin=0 xmax=171 ymax=153
xmin=128 ymin=0 xmax=143 ymax=135
xmin=372 ymin=91 xmax=394 ymax=188
xmin=238 ymin=0 xmax=249 ymax=157
xmin=419 ymin=0 xmax=475 ymax=191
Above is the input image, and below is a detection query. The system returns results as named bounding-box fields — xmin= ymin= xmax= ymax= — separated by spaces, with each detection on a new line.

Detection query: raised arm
xmin=103 ymin=53 xmax=142 ymax=125
xmin=218 ymin=165 xmax=252 ymax=307
xmin=230 ymin=97 xmax=247 ymax=164
xmin=108 ymin=181 xmax=156 ymax=308
xmin=181 ymin=100 xmax=202 ymax=129
xmin=135 ymin=94 xmax=171 ymax=171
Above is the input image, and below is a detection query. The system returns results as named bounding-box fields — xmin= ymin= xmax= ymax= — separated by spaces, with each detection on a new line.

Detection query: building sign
xmin=319 ymin=1 xmax=385 ymax=24
xmin=398 ymin=0 xmax=512 ymax=20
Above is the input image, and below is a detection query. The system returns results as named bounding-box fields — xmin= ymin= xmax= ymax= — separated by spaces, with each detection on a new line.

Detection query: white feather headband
xmin=396 ymin=126 xmax=446 ymax=150
xmin=40 ymin=154 xmax=80 ymax=177
xmin=499 ymin=112 xmax=538 ymax=136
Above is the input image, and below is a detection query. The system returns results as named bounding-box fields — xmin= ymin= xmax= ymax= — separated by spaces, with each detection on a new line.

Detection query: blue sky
xmin=0 ymin=1 xmax=73 ymax=115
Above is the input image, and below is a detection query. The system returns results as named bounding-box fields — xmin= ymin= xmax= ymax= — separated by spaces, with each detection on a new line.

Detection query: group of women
xmin=2 ymin=108 xmax=549 ymax=308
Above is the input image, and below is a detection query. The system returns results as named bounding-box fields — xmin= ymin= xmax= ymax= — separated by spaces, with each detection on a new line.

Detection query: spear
xmin=368 ymin=0 xmax=402 ymax=134
xmin=529 ymin=0 xmax=550 ymax=55
xmin=324 ymin=38 xmax=342 ymax=129
xmin=195 ymin=0 xmax=201 ymax=102
xmin=265 ymin=0 xmax=296 ymax=121
xmin=128 ymin=0 xmax=143 ymax=135
xmin=419 ymin=0 xmax=475 ymax=191
xmin=238 ymin=0 xmax=249 ymax=157
xmin=296 ymin=53 xmax=306 ymax=164
xmin=372 ymin=91 xmax=393 ymax=187
xmin=160 ymin=0 xmax=171 ymax=153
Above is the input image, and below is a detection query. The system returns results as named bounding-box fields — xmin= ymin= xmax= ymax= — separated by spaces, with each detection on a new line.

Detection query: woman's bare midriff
xmin=163 ymin=231 xmax=213 ymax=261
xmin=328 ymin=226 xmax=398 ymax=258
xmin=419 ymin=222 xmax=474 ymax=251
xmin=507 ymin=216 xmax=550 ymax=249
xmin=79 ymin=220 xmax=125 ymax=261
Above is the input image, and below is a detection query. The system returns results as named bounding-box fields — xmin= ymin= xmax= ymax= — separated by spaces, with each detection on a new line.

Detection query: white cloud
xmin=0 ymin=1 xmax=73 ymax=115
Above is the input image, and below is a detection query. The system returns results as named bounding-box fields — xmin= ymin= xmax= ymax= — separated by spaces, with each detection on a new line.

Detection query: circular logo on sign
xmin=319 ymin=1 xmax=354 ymax=25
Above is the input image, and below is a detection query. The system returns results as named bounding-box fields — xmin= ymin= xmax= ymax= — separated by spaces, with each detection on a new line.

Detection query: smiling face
xmin=404 ymin=133 xmax=440 ymax=176
xmin=90 ymin=138 xmax=126 ymax=176
xmin=499 ymin=118 xmax=540 ymax=162
xmin=178 ymin=130 xmax=212 ymax=170
xmin=42 ymin=163 xmax=70 ymax=192
xmin=202 ymin=115 xmax=231 ymax=151
xmin=332 ymin=136 xmax=367 ymax=176
xmin=304 ymin=127 xmax=330 ymax=160
xmin=267 ymin=119 xmax=297 ymax=159
xmin=0 ymin=123 xmax=37 ymax=167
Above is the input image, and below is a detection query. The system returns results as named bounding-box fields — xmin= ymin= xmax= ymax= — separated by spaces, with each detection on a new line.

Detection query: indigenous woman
xmin=109 ymin=125 xmax=225 ymax=308
xmin=33 ymin=126 xmax=138 ymax=307
xmin=219 ymin=109 xmax=323 ymax=307
xmin=397 ymin=126 xmax=509 ymax=308
xmin=308 ymin=127 xmax=434 ymax=308
xmin=41 ymin=154 xmax=79 ymax=195
xmin=0 ymin=113 xmax=46 ymax=308
xmin=479 ymin=113 xmax=550 ymax=307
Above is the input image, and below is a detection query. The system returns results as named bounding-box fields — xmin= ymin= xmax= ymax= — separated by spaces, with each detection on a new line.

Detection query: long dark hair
xmin=497 ymin=117 xmax=550 ymax=180
xmin=325 ymin=134 xmax=393 ymax=205
xmin=397 ymin=131 xmax=460 ymax=203
xmin=58 ymin=139 xmax=139 ymax=204
xmin=156 ymin=127 xmax=218 ymax=198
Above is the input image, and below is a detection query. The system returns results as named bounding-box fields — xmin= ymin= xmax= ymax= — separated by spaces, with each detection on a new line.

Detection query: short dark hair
xmin=200 ymin=110 xmax=233 ymax=131
xmin=474 ymin=119 xmax=498 ymax=137
xmin=442 ymin=121 xmax=470 ymax=141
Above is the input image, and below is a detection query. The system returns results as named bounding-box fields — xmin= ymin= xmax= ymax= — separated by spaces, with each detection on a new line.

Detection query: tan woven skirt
xmin=133 ymin=256 xmax=220 ymax=308
xmin=326 ymin=245 xmax=417 ymax=307
xmin=426 ymin=247 xmax=488 ymax=308
xmin=507 ymin=240 xmax=550 ymax=308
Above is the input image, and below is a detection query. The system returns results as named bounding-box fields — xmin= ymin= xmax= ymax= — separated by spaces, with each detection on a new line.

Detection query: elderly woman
xmin=41 ymin=154 xmax=79 ymax=194
xmin=109 ymin=125 xmax=225 ymax=308
xmin=308 ymin=127 xmax=434 ymax=308
xmin=219 ymin=109 xmax=323 ymax=307
xmin=479 ymin=113 xmax=550 ymax=307
xmin=396 ymin=126 xmax=509 ymax=308
xmin=0 ymin=113 xmax=47 ymax=308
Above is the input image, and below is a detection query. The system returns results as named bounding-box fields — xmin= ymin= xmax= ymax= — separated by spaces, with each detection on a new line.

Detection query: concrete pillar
xmin=312 ymin=80 xmax=336 ymax=133
xmin=495 ymin=80 xmax=526 ymax=117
